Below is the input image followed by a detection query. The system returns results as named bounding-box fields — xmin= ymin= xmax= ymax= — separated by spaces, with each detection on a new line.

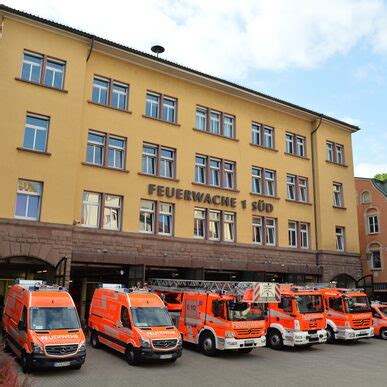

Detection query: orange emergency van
xmin=266 ymin=285 xmax=327 ymax=349
xmin=371 ymin=302 xmax=387 ymax=340
xmin=88 ymin=284 xmax=182 ymax=365
xmin=320 ymin=287 xmax=374 ymax=342
xmin=2 ymin=280 xmax=86 ymax=373
xmin=150 ymin=279 xmax=280 ymax=356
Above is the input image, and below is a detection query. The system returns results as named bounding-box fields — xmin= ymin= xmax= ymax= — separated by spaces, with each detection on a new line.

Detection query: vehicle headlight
xmin=140 ymin=338 xmax=151 ymax=348
xmin=294 ymin=320 xmax=300 ymax=331
xmin=225 ymin=331 xmax=236 ymax=338
xmin=177 ymin=336 xmax=183 ymax=346
xmin=79 ymin=341 xmax=86 ymax=351
xmin=345 ymin=321 xmax=351 ymax=328
xmin=31 ymin=343 xmax=44 ymax=354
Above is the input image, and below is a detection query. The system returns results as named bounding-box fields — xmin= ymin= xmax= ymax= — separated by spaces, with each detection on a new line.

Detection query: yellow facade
xmin=0 ymin=10 xmax=359 ymax=261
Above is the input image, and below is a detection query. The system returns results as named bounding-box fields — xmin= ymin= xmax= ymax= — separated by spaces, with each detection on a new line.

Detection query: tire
xmin=268 ymin=329 xmax=283 ymax=350
xmin=326 ymin=326 xmax=336 ymax=344
xmin=90 ymin=330 xmax=101 ymax=349
xmin=20 ymin=352 xmax=32 ymax=374
xmin=380 ymin=328 xmax=387 ymax=340
xmin=238 ymin=347 xmax=253 ymax=354
xmin=125 ymin=346 xmax=139 ymax=366
xmin=199 ymin=332 xmax=217 ymax=357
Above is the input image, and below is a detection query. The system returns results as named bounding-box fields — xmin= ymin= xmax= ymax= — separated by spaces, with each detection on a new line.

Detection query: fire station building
xmin=0 ymin=6 xmax=363 ymax=317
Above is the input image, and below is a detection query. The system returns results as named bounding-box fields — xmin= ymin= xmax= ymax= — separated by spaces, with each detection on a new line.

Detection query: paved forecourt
xmin=6 ymin=338 xmax=387 ymax=387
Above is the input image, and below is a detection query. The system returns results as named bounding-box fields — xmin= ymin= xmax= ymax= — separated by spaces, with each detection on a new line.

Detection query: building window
xmin=287 ymin=175 xmax=296 ymax=200
xmin=141 ymin=143 xmax=176 ymax=179
xmin=288 ymin=221 xmax=310 ymax=249
xmin=252 ymin=217 xmax=277 ymax=246
xmin=361 ymin=191 xmax=371 ymax=203
xmin=252 ymin=167 xmax=276 ymax=196
xmin=195 ymin=106 xmax=235 ymax=139
xmin=326 ymin=141 xmax=345 ymax=165
xmin=265 ymin=218 xmax=276 ymax=246
xmin=367 ymin=212 xmax=379 ymax=234
xmin=223 ymin=213 xmax=235 ymax=242
xmin=251 ymin=123 xmax=274 ymax=149
xmin=252 ymin=168 xmax=262 ymax=194
xmin=288 ymin=221 xmax=297 ymax=248
xmin=194 ymin=208 xmax=206 ymax=239
xmin=158 ymin=203 xmax=173 ymax=236
xmin=139 ymin=200 xmax=155 ymax=233
xmin=92 ymin=76 xmax=129 ymax=110
xmin=23 ymin=114 xmax=49 ymax=152
xmin=333 ymin=183 xmax=344 ymax=207
xmin=370 ymin=249 xmax=382 ymax=270
xmin=336 ymin=226 xmax=345 ymax=251
xmin=145 ymin=92 xmax=177 ymax=123
xmin=287 ymin=174 xmax=309 ymax=202
xmin=21 ymin=51 xmax=65 ymax=89
xmin=86 ymin=131 xmax=126 ymax=170
xmin=209 ymin=210 xmax=221 ymax=240
xmin=81 ymin=192 xmax=122 ymax=230
xmin=298 ymin=177 xmax=308 ymax=202
xmin=195 ymin=155 xmax=236 ymax=189
xmin=252 ymin=217 xmax=263 ymax=244
xmin=285 ymin=132 xmax=306 ymax=157
xmin=300 ymin=223 xmax=309 ymax=249
xmin=265 ymin=170 xmax=276 ymax=197
xmin=15 ymin=179 xmax=42 ymax=221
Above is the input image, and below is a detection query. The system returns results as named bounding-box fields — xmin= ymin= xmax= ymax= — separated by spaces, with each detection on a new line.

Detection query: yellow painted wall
xmin=0 ymin=16 xmax=359 ymax=254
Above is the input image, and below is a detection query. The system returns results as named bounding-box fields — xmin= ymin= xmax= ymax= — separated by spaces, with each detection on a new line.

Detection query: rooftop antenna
xmin=151 ymin=45 xmax=165 ymax=58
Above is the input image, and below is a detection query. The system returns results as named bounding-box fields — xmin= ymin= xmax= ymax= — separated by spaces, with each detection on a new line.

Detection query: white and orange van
xmin=371 ymin=302 xmax=387 ymax=340
xmin=88 ymin=284 xmax=182 ymax=365
xmin=2 ymin=280 xmax=86 ymax=373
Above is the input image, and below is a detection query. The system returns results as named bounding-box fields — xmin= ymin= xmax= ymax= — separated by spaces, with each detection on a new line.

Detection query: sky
xmin=3 ymin=0 xmax=387 ymax=177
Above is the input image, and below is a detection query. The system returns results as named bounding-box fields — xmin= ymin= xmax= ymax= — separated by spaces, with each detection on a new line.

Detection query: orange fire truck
xmin=149 ymin=278 xmax=280 ymax=356
xmin=371 ymin=302 xmax=387 ymax=340
xmin=320 ymin=286 xmax=374 ymax=342
xmin=266 ymin=285 xmax=327 ymax=349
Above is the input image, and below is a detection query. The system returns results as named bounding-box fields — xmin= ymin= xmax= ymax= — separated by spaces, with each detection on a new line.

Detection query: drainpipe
xmin=86 ymin=36 xmax=95 ymax=62
xmin=311 ymin=114 xmax=323 ymax=267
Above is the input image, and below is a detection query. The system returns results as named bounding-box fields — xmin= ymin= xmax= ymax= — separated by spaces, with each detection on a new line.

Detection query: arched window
xmin=368 ymin=242 xmax=382 ymax=270
xmin=361 ymin=191 xmax=370 ymax=204
xmin=366 ymin=208 xmax=379 ymax=234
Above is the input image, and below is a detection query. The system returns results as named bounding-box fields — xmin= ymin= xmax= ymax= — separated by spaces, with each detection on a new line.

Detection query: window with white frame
xmin=158 ymin=203 xmax=173 ymax=235
xmin=252 ymin=167 xmax=262 ymax=194
xmin=108 ymin=136 xmax=125 ymax=169
xmin=336 ymin=144 xmax=344 ymax=164
xmin=223 ymin=162 xmax=235 ymax=189
xmin=285 ymin=133 xmax=294 ymax=154
xmin=44 ymin=59 xmax=65 ymax=89
xmin=145 ymin=93 xmax=160 ymax=118
xmin=142 ymin=144 xmax=157 ymax=175
xmin=327 ymin=142 xmax=334 ymax=162
xmin=21 ymin=52 xmax=43 ymax=83
xmin=223 ymin=115 xmax=235 ymax=138
xmin=265 ymin=170 xmax=275 ymax=197
xmin=333 ymin=183 xmax=343 ymax=207
xmin=286 ymin=132 xmax=306 ymax=157
xmin=112 ymin=82 xmax=128 ymax=110
xmin=361 ymin=191 xmax=370 ymax=204
xmin=264 ymin=126 xmax=274 ymax=148
xmin=196 ymin=107 xmax=207 ymax=131
xmin=81 ymin=192 xmax=101 ymax=228
xmin=103 ymin=195 xmax=121 ymax=230
xmin=336 ymin=226 xmax=345 ymax=251
xmin=367 ymin=212 xmax=379 ymax=234
xmin=160 ymin=148 xmax=175 ymax=178
xmin=15 ymin=179 xmax=42 ymax=221
xmin=23 ymin=114 xmax=49 ymax=152
xmin=252 ymin=217 xmax=262 ymax=244
xmin=194 ymin=208 xmax=206 ymax=239
xmin=209 ymin=210 xmax=221 ymax=240
xmin=210 ymin=111 xmax=221 ymax=134
xmin=326 ymin=141 xmax=345 ymax=164
xmin=370 ymin=248 xmax=382 ymax=269
xmin=145 ymin=92 xmax=177 ymax=123
xmin=287 ymin=175 xmax=296 ymax=200
xmin=87 ymin=132 xmax=105 ymax=165
xmin=265 ymin=218 xmax=276 ymax=246
xmin=251 ymin=123 xmax=274 ymax=149
xmin=288 ymin=221 xmax=297 ymax=247
xmin=223 ymin=213 xmax=235 ymax=242
xmin=252 ymin=123 xmax=261 ymax=146
xmin=298 ymin=177 xmax=308 ymax=202
xmin=209 ymin=158 xmax=221 ymax=186
xmin=195 ymin=106 xmax=235 ymax=138
xmin=300 ymin=223 xmax=309 ymax=249
xmin=139 ymin=200 xmax=155 ymax=233
xmin=252 ymin=167 xmax=276 ymax=196
xmin=142 ymin=144 xmax=175 ymax=178
xmin=195 ymin=155 xmax=207 ymax=184
xmin=92 ymin=77 xmax=110 ymax=105
xmin=296 ymin=136 xmax=305 ymax=157
xmin=162 ymin=97 xmax=176 ymax=123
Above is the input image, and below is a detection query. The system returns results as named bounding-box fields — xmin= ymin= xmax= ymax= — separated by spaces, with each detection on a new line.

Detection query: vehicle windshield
xmin=226 ymin=301 xmax=265 ymax=321
xmin=379 ymin=307 xmax=387 ymax=317
xmin=344 ymin=296 xmax=371 ymax=313
xmin=296 ymin=295 xmax=324 ymax=314
xmin=30 ymin=307 xmax=80 ymax=330
xmin=131 ymin=307 xmax=173 ymax=327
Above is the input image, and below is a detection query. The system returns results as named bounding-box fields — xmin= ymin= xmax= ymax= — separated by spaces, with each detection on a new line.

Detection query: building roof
xmin=355 ymin=177 xmax=387 ymax=198
xmin=0 ymin=4 xmax=360 ymax=133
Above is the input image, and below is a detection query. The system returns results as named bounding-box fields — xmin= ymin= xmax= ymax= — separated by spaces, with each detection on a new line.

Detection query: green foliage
xmin=374 ymin=173 xmax=387 ymax=182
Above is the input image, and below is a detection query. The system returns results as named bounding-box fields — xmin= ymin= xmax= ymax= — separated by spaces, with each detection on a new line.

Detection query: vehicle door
xmin=326 ymin=297 xmax=346 ymax=328
xmin=273 ymin=296 xmax=294 ymax=330
xmin=117 ymin=305 xmax=134 ymax=347
xmin=182 ymin=293 xmax=202 ymax=343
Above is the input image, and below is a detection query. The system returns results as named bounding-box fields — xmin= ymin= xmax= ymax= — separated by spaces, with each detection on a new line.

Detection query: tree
xmin=374 ymin=173 xmax=387 ymax=182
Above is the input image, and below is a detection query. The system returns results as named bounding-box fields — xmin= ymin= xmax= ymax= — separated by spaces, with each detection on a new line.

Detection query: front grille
xmin=309 ymin=321 xmax=318 ymax=330
xmin=235 ymin=328 xmax=262 ymax=337
xmin=152 ymin=339 xmax=177 ymax=349
xmin=353 ymin=318 xmax=371 ymax=328
xmin=45 ymin=344 xmax=78 ymax=356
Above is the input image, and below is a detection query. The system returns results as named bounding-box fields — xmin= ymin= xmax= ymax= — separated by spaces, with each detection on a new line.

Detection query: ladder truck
xmin=149 ymin=278 xmax=280 ymax=356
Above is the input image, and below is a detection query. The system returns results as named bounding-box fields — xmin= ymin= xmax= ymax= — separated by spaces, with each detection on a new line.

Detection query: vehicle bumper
xmin=336 ymin=327 xmax=374 ymax=340
xmin=134 ymin=346 xmax=182 ymax=361
xmin=217 ymin=336 xmax=266 ymax=350
xmin=284 ymin=329 xmax=327 ymax=346
xmin=29 ymin=350 xmax=86 ymax=369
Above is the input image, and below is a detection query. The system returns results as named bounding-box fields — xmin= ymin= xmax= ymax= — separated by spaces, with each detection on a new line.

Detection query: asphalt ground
xmin=2 ymin=337 xmax=387 ymax=387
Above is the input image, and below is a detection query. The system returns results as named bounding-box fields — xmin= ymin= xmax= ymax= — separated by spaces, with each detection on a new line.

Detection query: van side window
xmin=20 ymin=306 xmax=27 ymax=330
xmin=329 ymin=297 xmax=343 ymax=312
xmin=279 ymin=296 xmax=292 ymax=313
xmin=120 ymin=306 xmax=131 ymax=329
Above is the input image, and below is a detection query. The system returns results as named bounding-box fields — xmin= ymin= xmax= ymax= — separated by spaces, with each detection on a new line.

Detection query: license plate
xmin=160 ymin=354 xmax=173 ymax=359
xmin=245 ymin=340 xmax=254 ymax=345
xmin=54 ymin=361 xmax=71 ymax=368
xmin=310 ymin=334 xmax=318 ymax=338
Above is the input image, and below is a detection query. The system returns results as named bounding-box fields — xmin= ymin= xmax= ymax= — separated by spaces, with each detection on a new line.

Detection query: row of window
xmin=15 ymin=178 xmax=348 ymax=251
xmin=20 ymin=51 xmax=346 ymax=165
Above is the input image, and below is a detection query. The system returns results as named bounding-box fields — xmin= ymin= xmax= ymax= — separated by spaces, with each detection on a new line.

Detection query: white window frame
xmin=288 ymin=221 xmax=297 ymax=248
xmin=81 ymin=192 xmax=101 ymax=228
xmin=327 ymin=142 xmax=334 ymax=162
xmin=209 ymin=158 xmax=221 ymax=187
xmin=158 ymin=203 xmax=173 ymax=236
xmin=87 ymin=132 xmax=105 ymax=165
xmin=112 ymin=82 xmax=128 ymax=110
xmin=285 ymin=133 xmax=294 ymax=154
xmin=287 ymin=175 xmax=296 ymax=200
xmin=44 ymin=59 xmax=65 ymax=89
xmin=336 ymin=144 xmax=344 ymax=164
xmin=194 ymin=208 xmax=206 ymax=239
xmin=15 ymin=180 xmax=42 ymax=221
xmin=162 ymin=97 xmax=176 ymax=123
xmin=336 ymin=226 xmax=345 ymax=251
xmin=208 ymin=210 xmax=221 ymax=241
xmin=252 ymin=167 xmax=262 ymax=194
xmin=210 ymin=111 xmax=221 ymax=135
xmin=252 ymin=123 xmax=261 ymax=145
xmin=21 ymin=52 xmax=43 ymax=82
xmin=265 ymin=218 xmax=276 ymax=246
xmin=223 ymin=162 xmax=235 ymax=189
xmin=265 ymin=170 xmax=275 ymax=197
xmin=196 ymin=107 xmax=207 ymax=131
xmin=333 ymin=183 xmax=343 ymax=207
xmin=370 ymin=250 xmax=382 ymax=270
xmin=223 ymin=212 xmax=235 ymax=242
xmin=263 ymin=126 xmax=273 ymax=148
xmin=160 ymin=148 xmax=175 ymax=178
xmin=296 ymin=136 xmax=305 ymax=157
xmin=252 ymin=216 xmax=262 ymax=244
xmin=93 ymin=77 xmax=110 ymax=105
xmin=23 ymin=114 xmax=49 ymax=152
xmin=300 ymin=223 xmax=309 ymax=249
xmin=139 ymin=200 xmax=155 ymax=234
xmin=108 ymin=136 xmax=125 ymax=169
xmin=103 ymin=195 xmax=121 ymax=230
xmin=142 ymin=144 xmax=157 ymax=175
xmin=146 ymin=92 xmax=160 ymax=118
xmin=298 ymin=177 xmax=308 ymax=202
xmin=367 ymin=214 xmax=379 ymax=234
xmin=223 ymin=115 xmax=234 ymax=138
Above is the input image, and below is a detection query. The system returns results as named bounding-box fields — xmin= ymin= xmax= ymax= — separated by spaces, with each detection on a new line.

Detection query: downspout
xmin=311 ymin=114 xmax=323 ymax=268
xmin=86 ymin=35 xmax=95 ymax=62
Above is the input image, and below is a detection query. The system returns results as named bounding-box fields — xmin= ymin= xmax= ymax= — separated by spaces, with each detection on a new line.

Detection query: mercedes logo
xmin=60 ymin=347 xmax=66 ymax=354
xmin=163 ymin=341 xmax=169 ymax=348
xmin=247 ymin=329 xmax=251 ymax=335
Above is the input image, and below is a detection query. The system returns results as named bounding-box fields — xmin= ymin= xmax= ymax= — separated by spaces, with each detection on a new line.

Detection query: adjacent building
xmin=0 ymin=6 xmax=363 ymax=318
xmin=356 ymin=178 xmax=387 ymax=300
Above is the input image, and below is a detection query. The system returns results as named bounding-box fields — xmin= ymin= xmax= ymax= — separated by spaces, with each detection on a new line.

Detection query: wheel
xmin=200 ymin=332 xmax=217 ymax=357
xmin=380 ymin=328 xmax=387 ymax=340
xmin=20 ymin=352 xmax=32 ymax=374
xmin=238 ymin=347 xmax=253 ymax=354
xmin=125 ymin=346 xmax=139 ymax=366
xmin=268 ymin=330 xmax=283 ymax=350
xmin=326 ymin=326 xmax=336 ymax=344
xmin=90 ymin=330 xmax=101 ymax=348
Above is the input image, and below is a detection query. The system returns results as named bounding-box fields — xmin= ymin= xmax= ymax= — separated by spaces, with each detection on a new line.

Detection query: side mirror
xmin=18 ymin=320 xmax=26 ymax=331
xmin=374 ymin=313 xmax=381 ymax=319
